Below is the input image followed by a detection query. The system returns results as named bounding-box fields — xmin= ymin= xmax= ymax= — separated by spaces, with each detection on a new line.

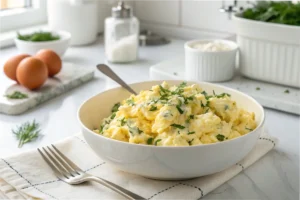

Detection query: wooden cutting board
xmin=0 ymin=63 xmax=94 ymax=115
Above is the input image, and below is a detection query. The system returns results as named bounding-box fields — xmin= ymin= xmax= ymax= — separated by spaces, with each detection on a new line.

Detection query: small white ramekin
xmin=185 ymin=39 xmax=238 ymax=82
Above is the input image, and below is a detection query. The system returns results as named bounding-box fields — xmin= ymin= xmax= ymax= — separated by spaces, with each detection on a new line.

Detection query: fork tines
xmin=38 ymin=145 xmax=83 ymax=180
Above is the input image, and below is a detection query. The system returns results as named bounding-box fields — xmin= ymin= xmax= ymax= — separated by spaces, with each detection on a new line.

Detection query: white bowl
xmin=14 ymin=30 xmax=71 ymax=57
xmin=185 ymin=39 xmax=238 ymax=82
xmin=78 ymin=80 xmax=264 ymax=180
xmin=233 ymin=14 xmax=300 ymax=88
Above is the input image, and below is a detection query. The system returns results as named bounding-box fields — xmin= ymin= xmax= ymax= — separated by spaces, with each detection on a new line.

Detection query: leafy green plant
xmin=241 ymin=1 xmax=300 ymax=26
xmin=17 ymin=31 xmax=60 ymax=42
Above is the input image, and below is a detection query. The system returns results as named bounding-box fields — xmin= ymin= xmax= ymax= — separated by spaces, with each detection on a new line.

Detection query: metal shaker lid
xmin=112 ymin=1 xmax=132 ymax=18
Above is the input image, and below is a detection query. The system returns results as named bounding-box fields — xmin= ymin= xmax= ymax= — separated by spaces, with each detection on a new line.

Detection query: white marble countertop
xmin=0 ymin=37 xmax=299 ymax=200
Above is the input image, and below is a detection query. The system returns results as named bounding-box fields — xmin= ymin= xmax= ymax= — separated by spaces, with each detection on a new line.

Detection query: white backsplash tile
xmin=181 ymin=1 xmax=235 ymax=33
xmin=135 ymin=1 xmax=180 ymax=25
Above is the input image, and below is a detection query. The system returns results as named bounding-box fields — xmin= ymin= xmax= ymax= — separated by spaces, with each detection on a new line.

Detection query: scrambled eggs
xmin=95 ymin=82 xmax=257 ymax=146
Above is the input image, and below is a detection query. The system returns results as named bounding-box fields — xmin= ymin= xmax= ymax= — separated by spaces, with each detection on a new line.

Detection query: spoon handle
xmin=97 ymin=64 xmax=137 ymax=95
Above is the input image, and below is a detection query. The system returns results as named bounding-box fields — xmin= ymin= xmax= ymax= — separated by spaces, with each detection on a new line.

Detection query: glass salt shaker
xmin=105 ymin=1 xmax=139 ymax=63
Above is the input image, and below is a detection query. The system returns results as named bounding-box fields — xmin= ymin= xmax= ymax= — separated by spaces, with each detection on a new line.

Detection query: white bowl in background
xmin=14 ymin=30 xmax=71 ymax=57
xmin=78 ymin=80 xmax=265 ymax=180
xmin=185 ymin=39 xmax=238 ymax=82
xmin=233 ymin=14 xmax=300 ymax=88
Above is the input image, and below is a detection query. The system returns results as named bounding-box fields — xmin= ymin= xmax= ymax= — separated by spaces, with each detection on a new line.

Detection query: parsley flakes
xmin=170 ymin=124 xmax=185 ymax=129
xmin=155 ymin=139 xmax=162 ymax=146
xmin=216 ymin=134 xmax=225 ymax=141
xmin=147 ymin=138 xmax=153 ymax=145
xmin=176 ymin=105 xmax=184 ymax=114
xmin=149 ymin=105 xmax=158 ymax=111
xmin=126 ymin=98 xmax=135 ymax=106
xmin=111 ymin=102 xmax=121 ymax=112
xmin=187 ymin=131 xmax=195 ymax=135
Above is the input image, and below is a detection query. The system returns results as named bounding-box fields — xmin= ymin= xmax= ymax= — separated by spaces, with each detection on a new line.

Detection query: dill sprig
xmin=12 ymin=120 xmax=41 ymax=148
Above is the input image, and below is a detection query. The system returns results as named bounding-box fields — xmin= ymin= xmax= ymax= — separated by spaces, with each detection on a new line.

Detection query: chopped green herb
xmin=188 ymin=139 xmax=194 ymax=145
xmin=206 ymin=101 xmax=210 ymax=107
xmin=201 ymin=91 xmax=208 ymax=96
xmin=159 ymin=85 xmax=169 ymax=94
xmin=216 ymin=134 xmax=225 ymax=141
xmin=177 ymin=130 xmax=181 ymax=134
xmin=5 ymin=91 xmax=28 ymax=99
xmin=12 ymin=120 xmax=41 ymax=148
xmin=213 ymin=90 xmax=216 ymax=96
xmin=176 ymin=105 xmax=184 ymax=114
xmin=111 ymin=102 xmax=121 ymax=113
xmin=155 ymin=139 xmax=162 ymax=146
xmin=184 ymin=96 xmax=194 ymax=104
xmin=147 ymin=138 xmax=153 ymax=145
xmin=245 ymin=127 xmax=253 ymax=131
xmin=204 ymin=108 xmax=209 ymax=113
xmin=171 ymin=124 xmax=185 ymax=129
xmin=128 ymin=126 xmax=143 ymax=135
xmin=186 ymin=115 xmax=194 ymax=123
xmin=119 ymin=118 xmax=126 ymax=126
xmin=126 ymin=98 xmax=135 ymax=106
xmin=99 ymin=125 xmax=104 ymax=134
xmin=160 ymin=94 xmax=169 ymax=101
xmin=149 ymin=105 xmax=158 ymax=111
xmin=187 ymin=131 xmax=195 ymax=135
xmin=205 ymin=95 xmax=213 ymax=100
xmin=171 ymin=82 xmax=186 ymax=95
xmin=224 ymin=105 xmax=229 ymax=110
xmin=256 ymin=87 xmax=261 ymax=90
xmin=110 ymin=113 xmax=116 ymax=119
xmin=200 ymin=101 xmax=205 ymax=108
xmin=178 ymin=82 xmax=187 ymax=88
xmin=201 ymin=90 xmax=214 ymax=100
xmin=215 ymin=93 xmax=231 ymax=98
xmin=284 ymin=89 xmax=290 ymax=94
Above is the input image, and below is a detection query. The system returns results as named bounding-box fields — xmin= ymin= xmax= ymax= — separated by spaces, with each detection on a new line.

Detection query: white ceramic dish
xmin=78 ymin=80 xmax=265 ymax=180
xmin=14 ymin=30 xmax=71 ymax=57
xmin=184 ymin=39 xmax=238 ymax=82
xmin=233 ymin=14 xmax=300 ymax=88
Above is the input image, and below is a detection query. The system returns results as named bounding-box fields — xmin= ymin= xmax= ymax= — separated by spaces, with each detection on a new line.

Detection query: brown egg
xmin=35 ymin=49 xmax=62 ymax=77
xmin=3 ymin=54 xmax=30 ymax=82
xmin=16 ymin=57 xmax=48 ymax=90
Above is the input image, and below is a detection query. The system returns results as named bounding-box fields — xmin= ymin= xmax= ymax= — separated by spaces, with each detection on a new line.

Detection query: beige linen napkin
xmin=0 ymin=133 xmax=278 ymax=200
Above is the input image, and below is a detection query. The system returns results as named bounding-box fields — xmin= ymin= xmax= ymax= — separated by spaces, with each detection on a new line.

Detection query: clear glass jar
xmin=105 ymin=2 xmax=139 ymax=63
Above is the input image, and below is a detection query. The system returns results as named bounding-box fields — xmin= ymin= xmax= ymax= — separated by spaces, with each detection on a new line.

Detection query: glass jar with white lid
xmin=105 ymin=1 xmax=139 ymax=63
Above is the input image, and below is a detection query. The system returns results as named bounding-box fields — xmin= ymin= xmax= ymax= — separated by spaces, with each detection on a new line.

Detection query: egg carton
xmin=150 ymin=56 xmax=300 ymax=115
xmin=0 ymin=63 xmax=94 ymax=115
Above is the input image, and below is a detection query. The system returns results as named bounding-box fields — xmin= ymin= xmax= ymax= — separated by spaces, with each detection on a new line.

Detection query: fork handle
xmin=89 ymin=176 xmax=146 ymax=200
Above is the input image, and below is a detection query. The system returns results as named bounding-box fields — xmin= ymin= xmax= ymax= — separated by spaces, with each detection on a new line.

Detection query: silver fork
xmin=38 ymin=145 xmax=145 ymax=200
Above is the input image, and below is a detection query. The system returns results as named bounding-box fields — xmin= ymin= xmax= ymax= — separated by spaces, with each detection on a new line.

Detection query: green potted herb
xmin=233 ymin=1 xmax=300 ymax=88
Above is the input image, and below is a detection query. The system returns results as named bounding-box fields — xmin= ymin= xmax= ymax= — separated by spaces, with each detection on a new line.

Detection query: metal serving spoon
xmin=96 ymin=64 xmax=137 ymax=95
